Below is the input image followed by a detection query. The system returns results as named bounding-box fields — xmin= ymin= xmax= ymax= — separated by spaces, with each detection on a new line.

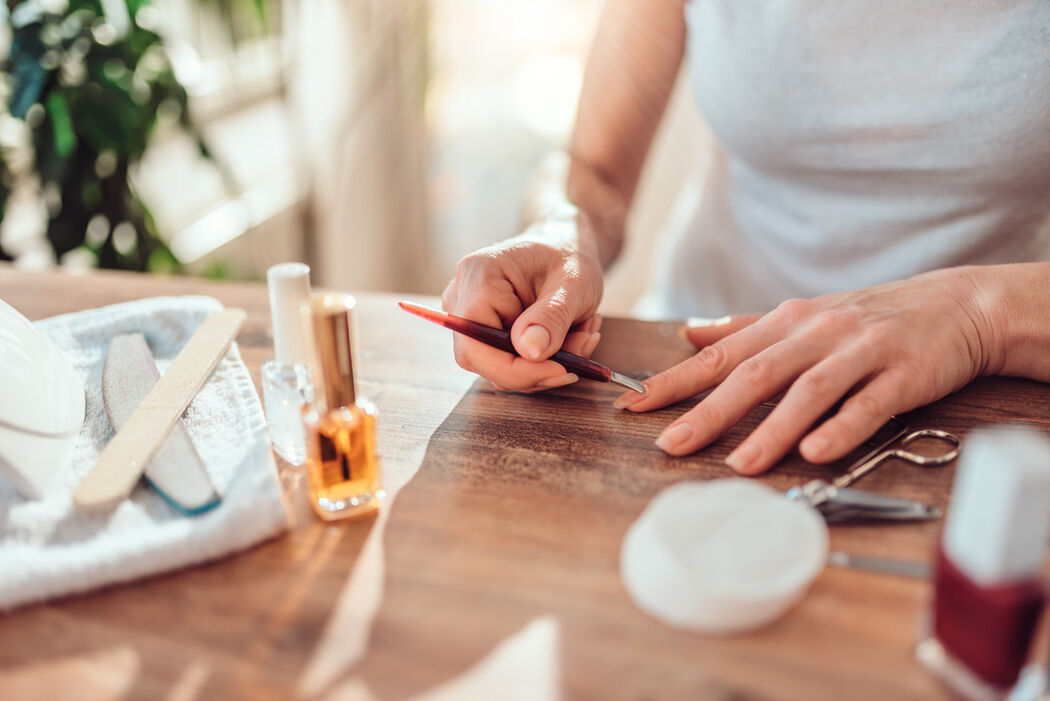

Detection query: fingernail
xmin=801 ymin=435 xmax=830 ymax=460
xmin=725 ymin=442 xmax=761 ymax=473
xmin=689 ymin=315 xmax=732 ymax=328
xmin=582 ymin=331 xmax=601 ymax=357
xmin=613 ymin=384 xmax=647 ymax=409
xmin=537 ymin=373 xmax=578 ymax=389
xmin=655 ymin=422 xmax=694 ymax=453
xmin=519 ymin=324 xmax=551 ymax=360
xmin=677 ymin=316 xmax=732 ymax=340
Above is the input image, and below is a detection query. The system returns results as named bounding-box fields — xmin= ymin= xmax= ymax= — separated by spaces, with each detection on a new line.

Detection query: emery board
xmin=74 ymin=308 xmax=246 ymax=509
xmin=102 ymin=333 xmax=222 ymax=516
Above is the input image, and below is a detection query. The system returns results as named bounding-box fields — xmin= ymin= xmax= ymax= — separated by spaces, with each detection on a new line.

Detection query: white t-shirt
xmin=638 ymin=1 xmax=1050 ymax=318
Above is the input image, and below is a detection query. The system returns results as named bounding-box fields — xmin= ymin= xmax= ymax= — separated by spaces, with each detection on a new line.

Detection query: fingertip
xmin=679 ymin=313 xmax=765 ymax=348
xmin=725 ymin=442 xmax=765 ymax=474
xmin=561 ymin=329 xmax=601 ymax=357
xmin=654 ymin=421 xmax=695 ymax=455
xmin=621 ymin=375 xmax=669 ymax=412
xmin=612 ymin=382 xmax=648 ymax=409
xmin=798 ymin=433 xmax=826 ymax=462
xmin=591 ymin=313 xmax=603 ymax=334
xmin=517 ymin=324 xmax=551 ymax=360
xmin=802 ymin=430 xmax=860 ymax=461
xmin=512 ymin=297 xmax=580 ymax=360
xmin=677 ymin=316 xmax=730 ymax=345
xmin=451 ymin=337 xmax=475 ymax=373
xmin=582 ymin=331 xmax=601 ymax=358
xmin=800 ymin=431 xmax=856 ymax=464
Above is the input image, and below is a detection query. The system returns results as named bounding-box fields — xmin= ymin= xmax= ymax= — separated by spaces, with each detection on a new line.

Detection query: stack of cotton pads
xmin=621 ymin=479 xmax=829 ymax=634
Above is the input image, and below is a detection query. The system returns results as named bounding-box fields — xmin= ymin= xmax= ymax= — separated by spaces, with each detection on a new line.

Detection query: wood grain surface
xmin=1 ymin=265 xmax=1048 ymax=700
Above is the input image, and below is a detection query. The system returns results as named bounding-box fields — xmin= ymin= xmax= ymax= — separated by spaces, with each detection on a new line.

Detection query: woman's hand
xmin=615 ymin=267 xmax=1002 ymax=473
xmin=441 ymin=217 xmax=606 ymax=393
xmin=441 ymin=0 xmax=688 ymax=393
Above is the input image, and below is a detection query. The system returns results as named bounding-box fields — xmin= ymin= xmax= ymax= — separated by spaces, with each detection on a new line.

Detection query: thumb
xmin=510 ymin=288 xmax=589 ymax=361
xmin=679 ymin=313 xmax=763 ymax=348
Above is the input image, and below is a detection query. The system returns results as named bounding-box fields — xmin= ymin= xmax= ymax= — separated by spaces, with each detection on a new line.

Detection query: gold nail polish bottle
xmin=302 ymin=293 xmax=383 ymax=521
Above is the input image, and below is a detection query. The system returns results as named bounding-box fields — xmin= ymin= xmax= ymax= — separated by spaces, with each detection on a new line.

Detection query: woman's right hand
xmin=440 ymin=0 xmax=687 ymax=392
xmin=441 ymin=216 xmax=605 ymax=392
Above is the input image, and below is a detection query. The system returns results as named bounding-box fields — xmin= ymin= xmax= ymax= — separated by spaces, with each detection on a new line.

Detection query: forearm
xmin=971 ymin=262 xmax=1050 ymax=381
xmin=520 ymin=0 xmax=686 ymax=270
xmin=520 ymin=151 xmax=625 ymax=269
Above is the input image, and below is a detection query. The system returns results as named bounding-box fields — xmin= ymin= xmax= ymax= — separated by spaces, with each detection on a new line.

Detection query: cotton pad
xmin=621 ymin=479 xmax=829 ymax=634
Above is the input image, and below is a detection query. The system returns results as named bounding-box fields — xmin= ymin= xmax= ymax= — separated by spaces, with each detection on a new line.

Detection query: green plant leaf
xmin=147 ymin=247 xmax=179 ymax=274
xmin=46 ymin=92 xmax=77 ymax=157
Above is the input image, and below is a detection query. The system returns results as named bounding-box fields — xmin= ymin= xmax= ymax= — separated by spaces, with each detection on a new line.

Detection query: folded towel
xmin=0 ymin=296 xmax=290 ymax=610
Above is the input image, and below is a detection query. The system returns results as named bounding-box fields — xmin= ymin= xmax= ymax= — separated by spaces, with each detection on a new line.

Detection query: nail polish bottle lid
xmin=942 ymin=426 xmax=1050 ymax=585
xmin=308 ymin=293 xmax=358 ymax=411
xmin=267 ymin=263 xmax=311 ymax=366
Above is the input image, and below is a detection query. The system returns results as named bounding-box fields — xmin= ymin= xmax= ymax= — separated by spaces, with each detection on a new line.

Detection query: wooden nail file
xmin=74 ymin=309 xmax=246 ymax=509
xmin=102 ymin=333 xmax=221 ymax=515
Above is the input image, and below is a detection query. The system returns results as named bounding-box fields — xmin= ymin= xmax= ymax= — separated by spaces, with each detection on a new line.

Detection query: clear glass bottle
xmin=262 ymin=262 xmax=314 ymax=465
xmin=303 ymin=293 xmax=383 ymax=521
xmin=262 ymin=360 xmax=313 ymax=464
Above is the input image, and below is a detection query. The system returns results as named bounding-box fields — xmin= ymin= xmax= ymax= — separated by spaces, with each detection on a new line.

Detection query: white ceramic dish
xmin=0 ymin=298 xmax=85 ymax=498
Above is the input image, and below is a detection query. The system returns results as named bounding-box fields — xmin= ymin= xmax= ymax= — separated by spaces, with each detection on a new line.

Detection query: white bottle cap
xmin=942 ymin=425 xmax=1050 ymax=585
xmin=267 ymin=262 xmax=312 ymax=366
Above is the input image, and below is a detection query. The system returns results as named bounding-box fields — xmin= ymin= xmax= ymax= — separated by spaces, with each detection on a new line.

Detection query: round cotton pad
xmin=621 ymin=479 xmax=829 ymax=634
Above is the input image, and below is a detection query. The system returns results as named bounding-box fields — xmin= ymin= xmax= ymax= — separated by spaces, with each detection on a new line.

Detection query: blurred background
xmin=0 ymin=0 xmax=706 ymax=315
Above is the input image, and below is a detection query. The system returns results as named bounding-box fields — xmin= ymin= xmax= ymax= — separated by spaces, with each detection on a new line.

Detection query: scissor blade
xmin=819 ymin=486 xmax=942 ymax=521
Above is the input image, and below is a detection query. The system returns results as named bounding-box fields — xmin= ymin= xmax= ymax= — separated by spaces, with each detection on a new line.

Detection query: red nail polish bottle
xmin=917 ymin=427 xmax=1050 ymax=699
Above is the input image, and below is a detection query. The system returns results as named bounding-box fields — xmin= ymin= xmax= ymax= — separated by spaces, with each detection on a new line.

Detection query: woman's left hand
xmin=614 ymin=267 xmax=1001 ymax=474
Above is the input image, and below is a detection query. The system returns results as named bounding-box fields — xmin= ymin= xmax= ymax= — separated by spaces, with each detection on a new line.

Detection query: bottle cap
xmin=267 ymin=263 xmax=311 ymax=366
xmin=943 ymin=425 xmax=1050 ymax=585
xmin=308 ymin=293 xmax=357 ymax=410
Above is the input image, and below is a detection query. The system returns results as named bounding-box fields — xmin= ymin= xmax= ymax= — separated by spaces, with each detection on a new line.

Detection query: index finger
xmin=448 ymin=291 xmax=574 ymax=390
xmin=615 ymin=316 xmax=781 ymax=412
xmin=680 ymin=313 xmax=763 ymax=348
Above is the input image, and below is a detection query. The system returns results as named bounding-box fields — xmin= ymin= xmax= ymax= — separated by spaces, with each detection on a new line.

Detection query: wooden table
xmin=1 ymin=266 xmax=1048 ymax=700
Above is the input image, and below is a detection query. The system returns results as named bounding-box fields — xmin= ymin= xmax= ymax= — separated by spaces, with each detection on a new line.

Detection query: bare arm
xmin=975 ymin=262 xmax=1050 ymax=381
xmin=443 ymin=0 xmax=687 ymax=391
xmin=521 ymin=0 xmax=687 ymax=268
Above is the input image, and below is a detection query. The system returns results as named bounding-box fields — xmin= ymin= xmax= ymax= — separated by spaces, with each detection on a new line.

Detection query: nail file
xmin=102 ymin=333 xmax=221 ymax=515
xmin=74 ymin=309 xmax=246 ymax=509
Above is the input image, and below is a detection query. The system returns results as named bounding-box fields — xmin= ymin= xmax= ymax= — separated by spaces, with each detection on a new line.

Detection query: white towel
xmin=0 ymin=296 xmax=290 ymax=610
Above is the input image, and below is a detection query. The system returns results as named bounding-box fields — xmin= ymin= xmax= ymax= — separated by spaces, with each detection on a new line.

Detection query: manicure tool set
xmin=6 ymin=282 xmax=1048 ymax=699
xmin=787 ymin=417 xmax=961 ymax=523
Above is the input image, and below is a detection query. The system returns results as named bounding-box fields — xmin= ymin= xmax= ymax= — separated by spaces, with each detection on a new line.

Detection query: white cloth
xmin=0 ymin=296 xmax=289 ymax=610
xmin=638 ymin=0 xmax=1050 ymax=318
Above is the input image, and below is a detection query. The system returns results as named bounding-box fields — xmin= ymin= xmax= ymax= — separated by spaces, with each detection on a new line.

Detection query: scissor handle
xmin=832 ymin=428 xmax=962 ymax=489
xmin=890 ymin=429 xmax=961 ymax=466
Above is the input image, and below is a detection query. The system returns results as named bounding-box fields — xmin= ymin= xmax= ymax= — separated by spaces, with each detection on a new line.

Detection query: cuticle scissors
xmin=786 ymin=418 xmax=962 ymax=522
